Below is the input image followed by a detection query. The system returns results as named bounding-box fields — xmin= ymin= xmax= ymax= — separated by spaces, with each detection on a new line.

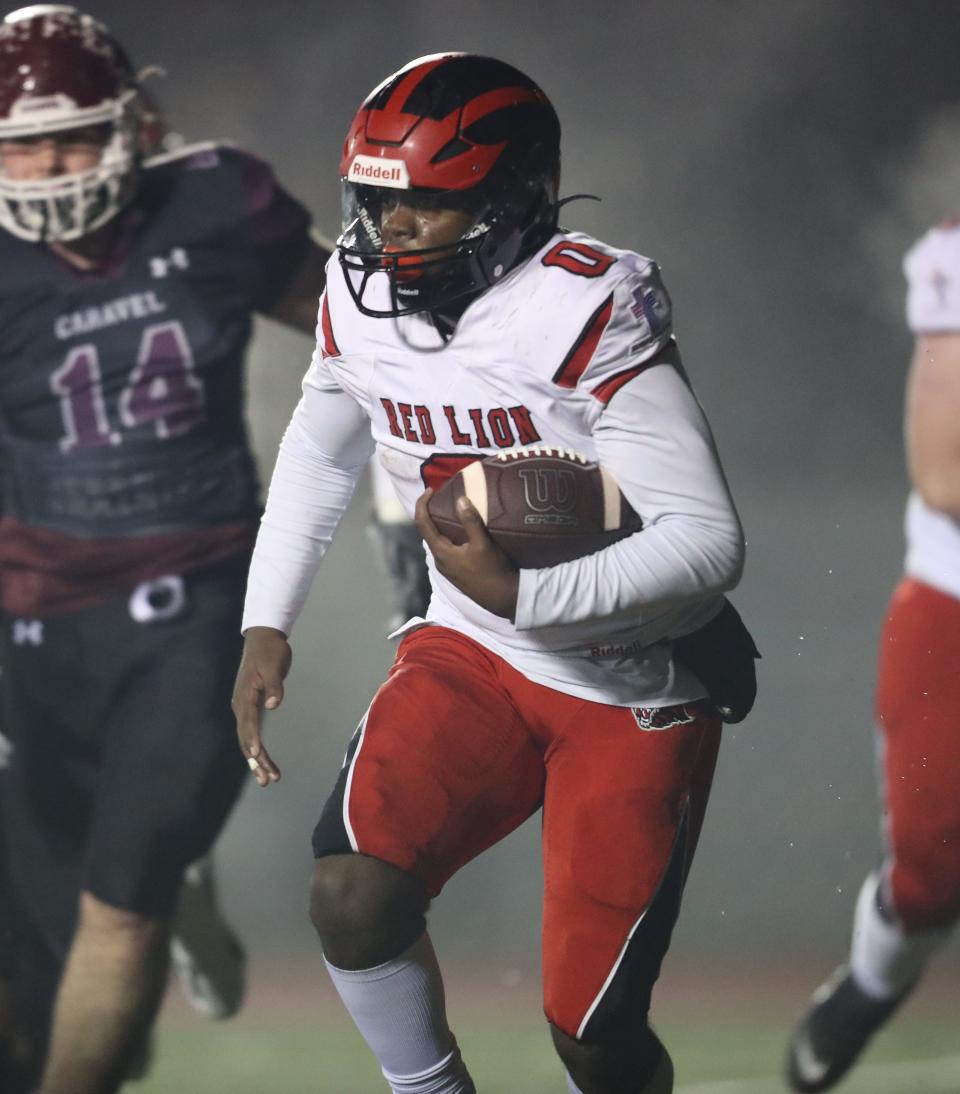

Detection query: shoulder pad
xmin=142 ymin=139 xmax=236 ymax=172
xmin=527 ymin=234 xmax=673 ymax=400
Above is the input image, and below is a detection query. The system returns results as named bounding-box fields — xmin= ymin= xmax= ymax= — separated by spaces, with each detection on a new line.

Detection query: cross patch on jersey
xmin=630 ymin=283 xmax=670 ymax=335
xmin=930 ymin=267 xmax=951 ymax=309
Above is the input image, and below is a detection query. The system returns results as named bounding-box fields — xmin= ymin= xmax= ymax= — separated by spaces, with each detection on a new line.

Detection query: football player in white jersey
xmin=234 ymin=53 xmax=754 ymax=1094
xmin=786 ymin=223 xmax=960 ymax=1091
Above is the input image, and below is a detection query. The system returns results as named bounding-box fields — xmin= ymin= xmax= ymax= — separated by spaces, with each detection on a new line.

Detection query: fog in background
xmin=87 ymin=0 xmax=960 ymax=974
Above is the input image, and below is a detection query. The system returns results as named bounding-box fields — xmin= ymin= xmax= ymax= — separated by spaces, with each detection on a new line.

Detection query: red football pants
xmin=337 ymin=625 xmax=721 ymax=1038
xmin=875 ymin=578 xmax=960 ymax=929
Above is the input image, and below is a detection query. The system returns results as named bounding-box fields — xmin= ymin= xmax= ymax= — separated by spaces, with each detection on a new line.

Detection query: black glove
xmin=673 ymin=598 xmax=760 ymax=724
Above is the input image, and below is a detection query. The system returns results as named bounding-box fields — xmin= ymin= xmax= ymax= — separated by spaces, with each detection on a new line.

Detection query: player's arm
xmin=233 ymin=148 xmax=333 ymax=336
xmin=515 ymin=345 xmax=744 ymax=629
xmin=233 ymin=358 xmax=374 ymax=785
xmin=905 ymin=333 xmax=960 ymax=518
xmin=264 ymin=232 xmax=333 ymax=335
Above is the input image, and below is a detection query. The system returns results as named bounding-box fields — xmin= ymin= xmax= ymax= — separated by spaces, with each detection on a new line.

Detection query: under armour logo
xmin=149 ymin=248 xmax=190 ymax=278
xmin=12 ymin=618 xmax=44 ymax=646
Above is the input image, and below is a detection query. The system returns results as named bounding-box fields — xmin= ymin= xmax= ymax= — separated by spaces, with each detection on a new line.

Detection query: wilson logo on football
xmin=346 ymin=154 xmax=410 ymax=189
xmin=426 ymin=448 xmax=640 ymax=568
xmin=518 ymin=468 xmax=579 ymax=526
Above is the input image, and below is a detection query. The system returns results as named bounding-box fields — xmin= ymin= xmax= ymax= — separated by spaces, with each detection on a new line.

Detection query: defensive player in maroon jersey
xmin=786 ymin=222 xmax=960 ymax=1090
xmin=235 ymin=54 xmax=758 ymax=1094
xmin=0 ymin=6 xmax=330 ymax=1092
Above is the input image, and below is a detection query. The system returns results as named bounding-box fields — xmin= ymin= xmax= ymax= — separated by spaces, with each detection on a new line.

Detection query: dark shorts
xmin=0 ymin=821 xmax=17 ymax=977
xmin=313 ymin=625 xmax=721 ymax=1040
xmin=0 ymin=561 xmax=248 ymax=961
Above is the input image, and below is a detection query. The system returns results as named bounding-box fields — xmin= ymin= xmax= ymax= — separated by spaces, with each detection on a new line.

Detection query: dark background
xmin=82 ymin=0 xmax=960 ymax=975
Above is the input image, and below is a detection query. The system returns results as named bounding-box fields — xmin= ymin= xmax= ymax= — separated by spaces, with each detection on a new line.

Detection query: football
xmin=426 ymin=447 xmax=642 ymax=568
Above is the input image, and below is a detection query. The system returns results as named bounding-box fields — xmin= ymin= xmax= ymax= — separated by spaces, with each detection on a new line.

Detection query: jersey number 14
xmin=51 ymin=320 xmax=205 ymax=452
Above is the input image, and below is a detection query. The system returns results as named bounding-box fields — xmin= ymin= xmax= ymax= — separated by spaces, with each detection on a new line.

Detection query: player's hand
xmin=231 ymin=626 xmax=292 ymax=787
xmin=415 ymin=489 xmax=519 ymax=620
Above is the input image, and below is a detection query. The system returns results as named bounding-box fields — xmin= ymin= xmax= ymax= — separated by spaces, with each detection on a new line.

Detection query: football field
xmin=136 ymin=957 xmax=959 ymax=1093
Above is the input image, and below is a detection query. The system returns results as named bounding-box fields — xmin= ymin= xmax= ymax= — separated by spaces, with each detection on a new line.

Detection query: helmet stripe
xmin=384 ymin=55 xmax=451 ymax=113
xmin=459 ymin=85 xmax=545 ymax=130
xmin=365 ymin=55 xmax=452 ymax=142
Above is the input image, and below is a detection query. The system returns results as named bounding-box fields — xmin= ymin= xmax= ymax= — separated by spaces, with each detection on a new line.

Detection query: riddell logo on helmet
xmin=348 ymin=154 xmax=410 ymax=189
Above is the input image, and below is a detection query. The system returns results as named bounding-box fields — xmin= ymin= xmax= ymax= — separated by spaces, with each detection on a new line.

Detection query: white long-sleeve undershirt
xmin=241 ymin=380 xmax=373 ymax=636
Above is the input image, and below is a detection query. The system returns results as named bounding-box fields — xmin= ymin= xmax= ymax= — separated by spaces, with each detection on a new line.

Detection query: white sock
xmin=381 ymin=1045 xmax=473 ymax=1093
xmin=850 ymin=871 xmax=951 ymax=1000
xmin=324 ymin=933 xmax=475 ymax=1093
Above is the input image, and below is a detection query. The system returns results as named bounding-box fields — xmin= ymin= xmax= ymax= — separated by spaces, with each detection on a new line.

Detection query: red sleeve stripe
xmin=320 ymin=294 xmax=340 ymax=358
xmin=590 ymin=360 xmax=656 ymax=404
xmin=551 ymin=293 xmax=614 ymax=389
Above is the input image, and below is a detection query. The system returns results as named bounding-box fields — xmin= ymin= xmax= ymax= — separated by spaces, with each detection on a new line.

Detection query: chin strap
xmin=429 ymin=311 xmax=455 ymax=343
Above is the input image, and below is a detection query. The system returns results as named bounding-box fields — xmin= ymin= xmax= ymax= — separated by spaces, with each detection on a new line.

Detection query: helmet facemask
xmin=0 ymin=6 xmax=146 ymax=243
xmin=0 ymin=90 xmax=142 ymax=242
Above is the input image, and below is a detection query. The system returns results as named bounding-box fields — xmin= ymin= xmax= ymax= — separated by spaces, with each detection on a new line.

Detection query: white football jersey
xmin=903 ymin=223 xmax=960 ymax=599
xmin=243 ymin=230 xmax=745 ymax=706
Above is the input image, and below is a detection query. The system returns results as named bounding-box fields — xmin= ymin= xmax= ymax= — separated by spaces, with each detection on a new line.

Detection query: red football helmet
xmin=0 ymin=4 xmax=143 ymax=241
xmin=338 ymin=53 xmax=561 ymax=317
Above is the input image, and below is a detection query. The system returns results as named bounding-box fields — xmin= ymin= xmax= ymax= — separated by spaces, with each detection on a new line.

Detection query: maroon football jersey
xmin=0 ymin=144 xmax=312 ymax=614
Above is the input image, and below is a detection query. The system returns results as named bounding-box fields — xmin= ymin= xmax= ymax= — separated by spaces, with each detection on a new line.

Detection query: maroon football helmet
xmin=0 ymin=5 xmax=143 ymax=241
xmin=338 ymin=53 xmax=562 ymax=317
